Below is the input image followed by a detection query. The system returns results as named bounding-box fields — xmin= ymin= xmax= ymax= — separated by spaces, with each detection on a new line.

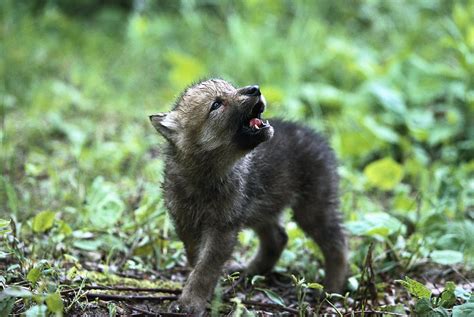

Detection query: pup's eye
xmin=210 ymin=101 xmax=222 ymax=111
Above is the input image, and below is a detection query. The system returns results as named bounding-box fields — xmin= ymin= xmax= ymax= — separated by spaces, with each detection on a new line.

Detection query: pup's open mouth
xmin=247 ymin=98 xmax=270 ymax=131
xmin=234 ymin=94 xmax=274 ymax=149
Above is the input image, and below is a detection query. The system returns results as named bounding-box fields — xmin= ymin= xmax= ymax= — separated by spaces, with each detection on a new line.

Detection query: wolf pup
xmin=149 ymin=79 xmax=347 ymax=314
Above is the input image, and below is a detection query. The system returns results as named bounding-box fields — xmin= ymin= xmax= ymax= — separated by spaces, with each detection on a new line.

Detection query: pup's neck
xmin=166 ymin=145 xmax=248 ymax=181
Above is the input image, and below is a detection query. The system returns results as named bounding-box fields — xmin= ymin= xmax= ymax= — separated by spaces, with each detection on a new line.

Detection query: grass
xmin=1 ymin=0 xmax=473 ymax=315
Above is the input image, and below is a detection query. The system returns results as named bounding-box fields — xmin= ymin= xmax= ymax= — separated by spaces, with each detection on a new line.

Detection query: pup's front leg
xmin=170 ymin=228 xmax=237 ymax=315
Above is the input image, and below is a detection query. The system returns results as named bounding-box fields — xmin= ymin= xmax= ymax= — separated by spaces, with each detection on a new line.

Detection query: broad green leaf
xmin=431 ymin=250 xmax=464 ymax=265
xmin=25 ymin=304 xmax=47 ymax=317
xmin=346 ymin=213 xmax=404 ymax=239
xmin=58 ymin=221 xmax=73 ymax=236
xmin=405 ymin=109 xmax=434 ymax=142
xmin=2 ymin=286 xmax=33 ymax=298
xmin=453 ymin=298 xmax=474 ymax=317
xmin=32 ymin=211 xmax=56 ymax=233
xmin=364 ymin=157 xmax=404 ymax=190
xmin=0 ymin=296 xmax=15 ymax=316
xmin=348 ymin=276 xmax=359 ymax=291
xmin=432 ymin=306 xmax=450 ymax=317
xmin=440 ymin=281 xmax=457 ymax=308
xmin=133 ymin=242 xmax=154 ymax=256
xmin=86 ymin=177 xmax=124 ymax=228
xmin=363 ymin=116 xmax=400 ymax=143
xmin=27 ymin=267 xmax=42 ymax=285
xmin=256 ymin=288 xmax=285 ymax=306
xmin=398 ymin=277 xmax=431 ymax=299
xmin=337 ymin=129 xmax=381 ymax=159
xmin=414 ymin=297 xmax=434 ymax=315
xmin=368 ymin=82 xmax=406 ymax=114
xmin=455 ymin=287 xmax=472 ymax=301
xmin=73 ymin=239 xmax=102 ymax=251
xmin=46 ymin=292 xmax=64 ymax=313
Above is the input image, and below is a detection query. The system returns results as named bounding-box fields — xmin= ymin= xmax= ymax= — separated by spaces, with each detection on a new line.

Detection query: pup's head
xmin=150 ymin=79 xmax=274 ymax=155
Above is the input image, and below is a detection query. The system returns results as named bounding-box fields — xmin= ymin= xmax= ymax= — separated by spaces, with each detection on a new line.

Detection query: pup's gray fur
xmin=150 ymin=79 xmax=348 ymax=314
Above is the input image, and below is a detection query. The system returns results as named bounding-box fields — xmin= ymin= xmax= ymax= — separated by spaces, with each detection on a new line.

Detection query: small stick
xmin=84 ymin=292 xmax=178 ymax=302
xmin=62 ymin=285 xmax=182 ymax=295
xmin=240 ymin=299 xmax=299 ymax=314
xmin=121 ymin=302 xmax=187 ymax=316
xmin=344 ymin=310 xmax=408 ymax=316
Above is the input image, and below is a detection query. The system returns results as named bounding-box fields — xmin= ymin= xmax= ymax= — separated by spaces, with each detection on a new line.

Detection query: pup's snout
xmin=241 ymin=85 xmax=261 ymax=96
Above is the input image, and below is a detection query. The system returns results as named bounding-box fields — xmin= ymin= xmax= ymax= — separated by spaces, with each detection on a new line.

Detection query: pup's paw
xmin=224 ymin=262 xmax=247 ymax=276
xmin=169 ymin=298 xmax=206 ymax=316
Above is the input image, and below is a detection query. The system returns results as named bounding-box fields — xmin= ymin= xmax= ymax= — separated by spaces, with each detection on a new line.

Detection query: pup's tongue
xmin=249 ymin=118 xmax=263 ymax=129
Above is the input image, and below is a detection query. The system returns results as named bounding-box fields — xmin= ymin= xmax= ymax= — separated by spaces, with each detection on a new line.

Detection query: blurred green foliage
xmin=1 ymin=0 xmax=473 ymax=314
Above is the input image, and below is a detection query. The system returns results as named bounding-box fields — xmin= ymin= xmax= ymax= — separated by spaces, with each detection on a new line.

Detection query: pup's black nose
xmin=242 ymin=85 xmax=261 ymax=96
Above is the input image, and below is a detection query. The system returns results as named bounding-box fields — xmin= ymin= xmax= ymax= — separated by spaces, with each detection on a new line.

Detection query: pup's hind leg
xmin=228 ymin=218 xmax=287 ymax=276
xmin=245 ymin=219 xmax=289 ymax=275
xmin=293 ymin=202 xmax=348 ymax=293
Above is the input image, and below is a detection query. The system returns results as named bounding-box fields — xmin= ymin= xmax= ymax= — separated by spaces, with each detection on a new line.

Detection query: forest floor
xmin=2 ymin=246 xmax=472 ymax=316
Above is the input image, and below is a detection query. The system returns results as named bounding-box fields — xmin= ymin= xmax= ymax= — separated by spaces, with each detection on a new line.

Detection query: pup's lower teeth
xmin=249 ymin=118 xmax=263 ymax=128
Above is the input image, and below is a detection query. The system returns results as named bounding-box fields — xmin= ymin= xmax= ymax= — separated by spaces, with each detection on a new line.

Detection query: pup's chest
xmin=164 ymin=176 xmax=243 ymax=226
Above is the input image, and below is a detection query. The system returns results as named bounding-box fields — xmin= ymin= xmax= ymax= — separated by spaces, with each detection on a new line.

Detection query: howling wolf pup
xmin=150 ymin=79 xmax=348 ymax=314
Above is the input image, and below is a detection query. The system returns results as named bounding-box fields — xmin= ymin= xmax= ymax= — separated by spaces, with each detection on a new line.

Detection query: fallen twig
xmin=61 ymin=285 xmax=182 ymax=295
xmin=121 ymin=302 xmax=187 ymax=316
xmin=344 ymin=310 xmax=407 ymax=316
xmin=63 ymin=283 xmax=299 ymax=315
xmin=240 ymin=299 xmax=299 ymax=314
xmin=84 ymin=292 xmax=178 ymax=302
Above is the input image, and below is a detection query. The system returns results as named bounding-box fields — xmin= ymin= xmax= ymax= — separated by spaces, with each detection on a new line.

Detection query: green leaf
xmin=250 ymin=275 xmax=265 ymax=285
xmin=453 ymin=302 xmax=474 ymax=317
xmin=256 ymin=288 xmax=285 ymax=306
xmin=432 ymin=306 xmax=450 ymax=317
xmin=306 ymin=282 xmax=324 ymax=290
xmin=58 ymin=221 xmax=73 ymax=236
xmin=364 ymin=157 xmax=404 ymax=190
xmin=27 ymin=267 xmax=42 ymax=285
xmin=363 ymin=116 xmax=400 ymax=143
xmin=45 ymin=292 xmax=64 ymax=313
xmin=2 ymin=286 xmax=33 ymax=298
xmin=368 ymin=82 xmax=406 ymax=114
xmin=445 ymin=282 xmax=455 ymax=293
xmin=440 ymin=281 xmax=457 ymax=308
xmin=1 ymin=176 xmax=19 ymax=215
xmin=380 ymin=304 xmax=406 ymax=315
xmin=32 ymin=211 xmax=56 ymax=233
xmin=414 ymin=297 xmax=434 ymax=315
xmin=398 ymin=277 xmax=431 ymax=299
xmin=86 ymin=177 xmax=124 ymax=228
xmin=73 ymin=239 xmax=102 ymax=251
xmin=0 ymin=296 xmax=15 ymax=316
xmin=25 ymin=304 xmax=47 ymax=317
xmin=431 ymin=250 xmax=464 ymax=265
xmin=346 ymin=212 xmax=404 ymax=240
xmin=454 ymin=287 xmax=472 ymax=301
xmin=0 ymin=218 xmax=11 ymax=235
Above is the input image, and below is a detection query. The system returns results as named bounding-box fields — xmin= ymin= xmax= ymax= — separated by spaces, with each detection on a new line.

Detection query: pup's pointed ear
xmin=149 ymin=112 xmax=179 ymax=143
